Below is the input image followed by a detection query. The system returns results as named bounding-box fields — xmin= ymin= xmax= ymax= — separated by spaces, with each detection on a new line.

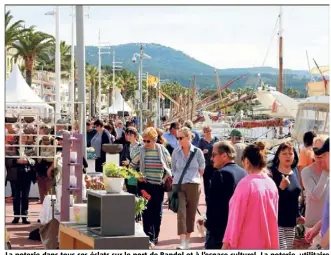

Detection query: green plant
xmin=135 ymin=197 xmax=148 ymax=217
xmin=103 ymin=162 xmax=143 ymax=179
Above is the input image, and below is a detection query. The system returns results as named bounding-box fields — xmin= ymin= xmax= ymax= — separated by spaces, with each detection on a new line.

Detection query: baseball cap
xmin=230 ymin=129 xmax=242 ymax=138
xmin=314 ymin=138 xmax=329 ymax=156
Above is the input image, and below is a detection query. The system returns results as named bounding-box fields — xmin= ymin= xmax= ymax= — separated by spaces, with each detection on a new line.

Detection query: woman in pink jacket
xmin=222 ymin=142 xmax=279 ymax=249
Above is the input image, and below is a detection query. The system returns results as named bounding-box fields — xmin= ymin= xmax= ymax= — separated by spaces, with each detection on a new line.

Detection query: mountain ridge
xmin=84 ymin=43 xmax=311 ymax=94
xmin=85 ymin=42 xmax=309 ymax=74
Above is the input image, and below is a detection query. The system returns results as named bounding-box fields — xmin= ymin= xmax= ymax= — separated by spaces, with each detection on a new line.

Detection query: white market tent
xmin=108 ymin=87 xmax=133 ymax=114
xmin=6 ymin=65 xmax=53 ymax=112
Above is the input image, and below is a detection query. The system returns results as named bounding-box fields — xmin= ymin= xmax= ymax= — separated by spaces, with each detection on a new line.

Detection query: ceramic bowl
xmin=102 ymin=144 xmax=123 ymax=154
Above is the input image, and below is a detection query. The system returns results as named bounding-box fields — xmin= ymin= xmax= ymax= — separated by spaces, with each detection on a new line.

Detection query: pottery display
xmin=102 ymin=144 xmax=123 ymax=154
xmin=73 ymin=204 xmax=87 ymax=224
xmin=5 ymin=117 xmax=17 ymax=123
xmin=24 ymin=117 xmax=35 ymax=123
xmin=42 ymin=117 xmax=52 ymax=124
xmin=8 ymin=129 xmax=17 ymax=135
xmin=103 ymin=177 xmax=125 ymax=193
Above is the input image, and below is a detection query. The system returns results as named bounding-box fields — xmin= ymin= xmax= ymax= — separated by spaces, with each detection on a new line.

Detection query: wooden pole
xmin=278 ymin=7 xmax=283 ymax=135
xmin=191 ymin=75 xmax=196 ymax=120
xmin=279 ymin=37 xmax=283 ymax=93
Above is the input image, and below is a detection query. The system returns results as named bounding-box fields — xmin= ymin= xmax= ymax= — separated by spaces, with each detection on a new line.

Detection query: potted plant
xmin=86 ymin=147 xmax=96 ymax=173
xmin=86 ymin=147 xmax=97 ymax=159
xmin=103 ymin=162 xmax=142 ymax=193
xmin=135 ymin=196 xmax=148 ymax=217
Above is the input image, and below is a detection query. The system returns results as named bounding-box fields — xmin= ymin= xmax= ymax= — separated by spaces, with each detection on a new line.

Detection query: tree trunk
xmin=122 ymin=90 xmax=126 ymax=118
xmin=25 ymin=58 xmax=34 ymax=86
xmin=74 ymin=82 xmax=78 ymax=115
xmin=91 ymin=85 xmax=95 ymax=117
xmin=26 ymin=69 xmax=32 ymax=86
xmin=108 ymin=88 xmax=113 ymax=108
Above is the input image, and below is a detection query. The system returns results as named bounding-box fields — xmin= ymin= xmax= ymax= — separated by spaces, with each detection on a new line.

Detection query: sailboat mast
xmin=278 ymin=6 xmax=284 ymax=93
xmin=306 ymin=50 xmax=311 ymax=72
xmin=191 ymin=75 xmax=196 ymax=120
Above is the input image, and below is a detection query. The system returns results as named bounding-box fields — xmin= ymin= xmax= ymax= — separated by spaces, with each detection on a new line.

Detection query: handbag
xmin=163 ymin=176 xmax=173 ymax=192
xmin=159 ymin=144 xmax=173 ymax=192
xmin=169 ymin=148 xmax=197 ymax=213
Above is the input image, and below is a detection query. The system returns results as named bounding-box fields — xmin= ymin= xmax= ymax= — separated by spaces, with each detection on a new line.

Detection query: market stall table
xmin=59 ymin=222 xmax=149 ymax=249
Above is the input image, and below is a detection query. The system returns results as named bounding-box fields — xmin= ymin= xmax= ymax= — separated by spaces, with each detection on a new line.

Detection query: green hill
xmin=84 ymin=43 xmax=311 ymax=96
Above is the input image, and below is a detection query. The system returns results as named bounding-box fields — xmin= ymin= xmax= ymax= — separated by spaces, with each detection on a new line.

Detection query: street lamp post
xmin=98 ymin=31 xmax=101 ymax=119
xmin=70 ymin=6 xmax=75 ymax=125
xmin=132 ymin=45 xmax=151 ymax=133
xmin=45 ymin=7 xmax=61 ymax=121
xmin=68 ymin=7 xmax=88 ymax=124
xmin=111 ymin=50 xmax=122 ymax=116
xmin=155 ymin=73 xmax=163 ymax=128
xmin=97 ymin=33 xmax=111 ymax=119
xmin=76 ymin=5 xmax=87 ymax=155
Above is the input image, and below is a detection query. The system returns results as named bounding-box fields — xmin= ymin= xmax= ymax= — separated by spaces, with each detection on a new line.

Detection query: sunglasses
xmin=177 ymin=136 xmax=186 ymax=140
xmin=143 ymin=140 xmax=151 ymax=144
xmin=204 ymin=130 xmax=211 ymax=133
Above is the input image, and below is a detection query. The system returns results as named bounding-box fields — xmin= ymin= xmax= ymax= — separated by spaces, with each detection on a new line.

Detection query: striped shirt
xmin=130 ymin=146 xmax=170 ymax=185
xmin=144 ymin=149 xmax=164 ymax=184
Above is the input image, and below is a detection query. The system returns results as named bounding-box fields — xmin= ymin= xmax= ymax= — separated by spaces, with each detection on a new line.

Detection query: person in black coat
xmin=6 ymin=136 xmax=37 ymax=224
xmin=86 ymin=121 xmax=97 ymax=147
xmin=197 ymin=125 xmax=219 ymax=203
xmin=91 ymin=120 xmax=110 ymax=172
xmin=205 ymin=141 xmax=247 ymax=249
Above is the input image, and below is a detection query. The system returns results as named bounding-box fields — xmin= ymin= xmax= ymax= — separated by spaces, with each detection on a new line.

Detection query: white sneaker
xmin=185 ymin=240 xmax=190 ymax=249
xmin=149 ymin=241 xmax=155 ymax=249
xmin=176 ymin=241 xmax=186 ymax=249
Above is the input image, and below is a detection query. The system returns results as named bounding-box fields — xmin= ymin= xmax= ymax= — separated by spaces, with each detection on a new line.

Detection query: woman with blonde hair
xmin=222 ymin=142 xmax=279 ymax=249
xmin=129 ymin=127 xmax=172 ymax=247
xmin=171 ymin=127 xmax=205 ymax=249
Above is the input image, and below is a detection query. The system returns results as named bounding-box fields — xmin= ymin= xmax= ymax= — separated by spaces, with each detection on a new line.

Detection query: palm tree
xmin=11 ymin=27 xmax=54 ymax=86
xmin=116 ymin=70 xmax=137 ymax=101
xmin=102 ymin=72 xmax=117 ymax=108
xmin=36 ymin=41 xmax=72 ymax=71
xmin=86 ymin=64 xmax=99 ymax=117
xmin=5 ymin=10 xmax=29 ymax=47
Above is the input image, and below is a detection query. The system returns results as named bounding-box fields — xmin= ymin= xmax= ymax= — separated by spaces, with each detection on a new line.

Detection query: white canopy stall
xmin=6 ymin=65 xmax=54 ymax=116
xmin=5 ymin=65 xmax=54 ymax=199
xmin=108 ymin=87 xmax=133 ymax=114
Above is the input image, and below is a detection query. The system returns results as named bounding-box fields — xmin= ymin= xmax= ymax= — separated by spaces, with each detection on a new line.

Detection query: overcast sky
xmin=6 ymin=5 xmax=329 ymax=70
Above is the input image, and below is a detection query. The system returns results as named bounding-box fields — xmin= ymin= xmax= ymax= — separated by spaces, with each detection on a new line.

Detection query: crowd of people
xmin=5 ymin=114 xmax=330 ymax=250
xmin=86 ymin=117 xmax=330 ymax=250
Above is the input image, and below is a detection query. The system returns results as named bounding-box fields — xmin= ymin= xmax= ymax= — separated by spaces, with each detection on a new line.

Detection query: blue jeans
xmin=205 ymin=230 xmax=223 ymax=249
